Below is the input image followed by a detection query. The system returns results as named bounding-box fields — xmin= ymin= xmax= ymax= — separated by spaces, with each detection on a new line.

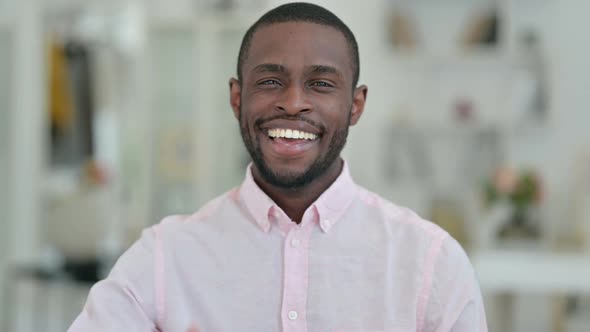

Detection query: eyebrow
xmin=253 ymin=63 xmax=341 ymax=74
xmin=309 ymin=64 xmax=339 ymax=75
xmin=253 ymin=63 xmax=286 ymax=74
xmin=251 ymin=63 xmax=344 ymax=81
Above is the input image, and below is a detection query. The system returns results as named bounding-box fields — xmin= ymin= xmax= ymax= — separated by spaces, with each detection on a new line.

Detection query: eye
xmin=258 ymin=79 xmax=281 ymax=86
xmin=310 ymin=81 xmax=334 ymax=88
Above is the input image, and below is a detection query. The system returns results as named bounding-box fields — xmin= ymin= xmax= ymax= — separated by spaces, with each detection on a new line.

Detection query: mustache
xmin=254 ymin=114 xmax=325 ymax=132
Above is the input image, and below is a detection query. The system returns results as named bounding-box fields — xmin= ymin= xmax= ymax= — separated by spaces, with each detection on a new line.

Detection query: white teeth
xmin=268 ymin=128 xmax=317 ymax=140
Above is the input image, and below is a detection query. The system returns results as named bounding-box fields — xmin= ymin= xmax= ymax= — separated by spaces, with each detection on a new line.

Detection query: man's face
xmin=230 ymin=22 xmax=366 ymax=188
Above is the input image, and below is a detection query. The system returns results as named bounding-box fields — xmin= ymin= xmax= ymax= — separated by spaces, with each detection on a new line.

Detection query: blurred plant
xmin=484 ymin=167 xmax=543 ymax=226
xmin=82 ymin=159 xmax=110 ymax=187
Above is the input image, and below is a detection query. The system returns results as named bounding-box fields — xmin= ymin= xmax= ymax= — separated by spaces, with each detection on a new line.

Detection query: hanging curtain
xmin=65 ymin=40 xmax=95 ymax=160
xmin=48 ymin=39 xmax=74 ymax=136
xmin=47 ymin=38 xmax=96 ymax=165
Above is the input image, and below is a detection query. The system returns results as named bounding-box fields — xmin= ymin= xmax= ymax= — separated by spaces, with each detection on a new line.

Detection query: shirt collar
xmin=238 ymin=160 xmax=358 ymax=233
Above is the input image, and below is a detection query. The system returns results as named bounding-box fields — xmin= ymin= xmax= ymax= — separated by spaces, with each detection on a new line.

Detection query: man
xmin=70 ymin=2 xmax=487 ymax=331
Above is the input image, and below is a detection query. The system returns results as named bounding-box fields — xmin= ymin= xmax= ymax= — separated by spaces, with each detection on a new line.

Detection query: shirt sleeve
xmin=422 ymin=236 xmax=488 ymax=332
xmin=68 ymin=227 xmax=159 ymax=332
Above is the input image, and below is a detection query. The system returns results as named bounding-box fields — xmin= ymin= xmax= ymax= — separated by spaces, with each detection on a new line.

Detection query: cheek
xmin=323 ymin=102 xmax=352 ymax=127
xmin=241 ymin=96 xmax=271 ymax=123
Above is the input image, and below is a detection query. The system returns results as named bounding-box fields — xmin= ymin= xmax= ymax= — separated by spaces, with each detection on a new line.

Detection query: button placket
xmin=281 ymin=225 xmax=312 ymax=332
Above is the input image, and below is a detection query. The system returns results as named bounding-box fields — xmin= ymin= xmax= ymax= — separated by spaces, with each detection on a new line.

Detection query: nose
xmin=275 ymin=84 xmax=312 ymax=115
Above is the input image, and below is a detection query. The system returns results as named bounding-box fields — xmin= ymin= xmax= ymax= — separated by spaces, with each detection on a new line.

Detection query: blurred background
xmin=1 ymin=0 xmax=590 ymax=331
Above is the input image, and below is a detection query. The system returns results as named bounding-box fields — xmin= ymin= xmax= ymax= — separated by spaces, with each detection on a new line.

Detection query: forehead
xmin=244 ymin=22 xmax=352 ymax=79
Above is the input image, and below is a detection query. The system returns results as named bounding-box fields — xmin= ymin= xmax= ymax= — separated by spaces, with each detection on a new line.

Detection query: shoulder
xmin=355 ymin=185 xmax=450 ymax=247
xmin=352 ymin=187 xmax=482 ymax=329
xmin=151 ymin=187 xmax=242 ymax=239
xmin=355 ymin=185 xmax=473 ymax=271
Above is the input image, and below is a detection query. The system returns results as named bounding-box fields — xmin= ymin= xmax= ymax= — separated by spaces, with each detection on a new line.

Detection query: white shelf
xmin=473 ymin=249 xmax=590 ymax=293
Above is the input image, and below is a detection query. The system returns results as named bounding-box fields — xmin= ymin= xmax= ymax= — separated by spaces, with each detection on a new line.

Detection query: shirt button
xmin=288 ymin=310 xmax=298 ymax=320
xmin=322 ymin=219 xmax=331 ymax=228
xmin=290 ymin=238 xmax=300 ymax=248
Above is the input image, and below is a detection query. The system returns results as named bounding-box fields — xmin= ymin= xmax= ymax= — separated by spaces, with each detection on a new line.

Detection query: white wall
xmin=9 ymin=0 xmax=44 ymax=264
xmin=0 ymin=2 xmax=44 ymax=320
xmin=0 ymin=27 xmax=12 ymax=318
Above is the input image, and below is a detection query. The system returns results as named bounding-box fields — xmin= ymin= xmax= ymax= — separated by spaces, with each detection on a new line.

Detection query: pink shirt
xmin=69 ymin=162 xmax=487 ymax=332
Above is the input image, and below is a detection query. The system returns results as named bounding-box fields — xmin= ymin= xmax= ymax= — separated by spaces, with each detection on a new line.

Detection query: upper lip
xmin=258 ymin=119 xmax=322 ymax=136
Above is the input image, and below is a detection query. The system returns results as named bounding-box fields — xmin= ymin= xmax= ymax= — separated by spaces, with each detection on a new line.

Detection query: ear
xmin=349 ymin=84 xmax=367 ymax=126
xmin=229 ymin=78 xmax=241 ymax=120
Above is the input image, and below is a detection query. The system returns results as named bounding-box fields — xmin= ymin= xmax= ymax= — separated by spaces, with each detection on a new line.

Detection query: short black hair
xmin=237 ymin=2 xmax=360 ymax=88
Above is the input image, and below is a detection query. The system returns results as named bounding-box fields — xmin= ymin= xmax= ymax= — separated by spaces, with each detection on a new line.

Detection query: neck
xmin=252 ymin=159 xmax=343 ymax=223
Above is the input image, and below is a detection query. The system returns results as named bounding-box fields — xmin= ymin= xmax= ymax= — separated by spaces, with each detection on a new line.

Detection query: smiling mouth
xmin=267 ymin=128 xmax=318 ymax=141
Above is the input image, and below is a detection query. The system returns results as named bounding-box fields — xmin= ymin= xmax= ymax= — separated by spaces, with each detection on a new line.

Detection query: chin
xmin=267 ymin=165 xmax=308 ymax=180
xmin=266 ymin=156 xmax=315 ymax=174
xmin=256 ymin=157 xmax=317 ymax=188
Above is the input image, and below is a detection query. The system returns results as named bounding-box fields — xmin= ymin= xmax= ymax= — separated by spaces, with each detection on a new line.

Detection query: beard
xmin=239 ymin=109 xmax=350 ymax=189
